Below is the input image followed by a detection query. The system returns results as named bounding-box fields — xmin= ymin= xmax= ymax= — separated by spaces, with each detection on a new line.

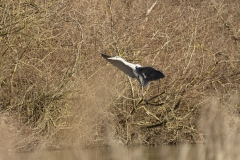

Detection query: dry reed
xmin=0 ymin=0 xmax=239 ymax=152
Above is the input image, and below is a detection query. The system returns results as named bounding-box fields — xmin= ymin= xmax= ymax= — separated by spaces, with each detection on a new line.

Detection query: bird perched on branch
xmin=101 ymin=53 xmax=165 ymax=87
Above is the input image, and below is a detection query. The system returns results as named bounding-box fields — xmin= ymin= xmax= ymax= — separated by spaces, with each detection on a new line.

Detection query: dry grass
xmin=0 ymin=0 xmax=240 ymax=152
xmin=198 ymin=97 xmax=240 ymax=160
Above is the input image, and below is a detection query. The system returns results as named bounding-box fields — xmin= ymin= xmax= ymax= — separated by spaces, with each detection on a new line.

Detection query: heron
xmin=101 ymin=53 xmax=165 ymax=87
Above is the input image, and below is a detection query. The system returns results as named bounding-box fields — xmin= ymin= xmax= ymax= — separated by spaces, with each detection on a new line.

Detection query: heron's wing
xmin=101 ymin=54 xmax=135 ymax=78
xmin=138 ymin=67 xmax=165 ymax=81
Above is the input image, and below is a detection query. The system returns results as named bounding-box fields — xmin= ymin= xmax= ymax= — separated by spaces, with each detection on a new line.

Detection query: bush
xmin=0 ymin=0 xmax=239 ymax=151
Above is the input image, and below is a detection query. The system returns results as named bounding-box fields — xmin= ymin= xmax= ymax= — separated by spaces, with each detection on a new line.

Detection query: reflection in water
xmin=1 ymin=145 xmax=200 ymax=160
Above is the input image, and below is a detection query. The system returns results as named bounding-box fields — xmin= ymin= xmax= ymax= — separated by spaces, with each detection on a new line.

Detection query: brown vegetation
xmin=0 ymin=0 xmax=240 ymax=152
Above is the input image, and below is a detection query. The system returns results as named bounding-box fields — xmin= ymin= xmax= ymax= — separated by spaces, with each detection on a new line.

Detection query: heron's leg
xmin=142 ymin=86 xmax=144 ymax=99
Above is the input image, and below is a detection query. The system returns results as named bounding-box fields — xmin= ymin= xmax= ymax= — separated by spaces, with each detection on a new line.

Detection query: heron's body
xmin=101 ymin=54 xmax=164 ymax=87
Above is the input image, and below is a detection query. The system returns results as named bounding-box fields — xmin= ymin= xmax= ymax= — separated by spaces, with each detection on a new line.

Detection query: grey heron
xmin=101 ymin=53 xmax=165 ymax=87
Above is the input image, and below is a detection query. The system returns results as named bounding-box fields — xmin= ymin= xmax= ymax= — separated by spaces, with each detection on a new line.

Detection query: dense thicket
xmin=0 ymin=0 xmax=239 ymax=151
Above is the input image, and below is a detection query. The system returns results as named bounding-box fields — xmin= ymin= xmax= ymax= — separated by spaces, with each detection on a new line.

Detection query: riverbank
xmin=0 ymin=0 xmax=239 ymax=152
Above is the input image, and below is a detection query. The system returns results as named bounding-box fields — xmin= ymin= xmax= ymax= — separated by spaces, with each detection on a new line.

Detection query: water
xmin=0 ymin=145 xmax=200 ymax=160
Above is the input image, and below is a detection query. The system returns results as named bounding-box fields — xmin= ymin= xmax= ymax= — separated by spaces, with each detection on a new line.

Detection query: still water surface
xmin=0 ymin=145 xmax=200 ymax=160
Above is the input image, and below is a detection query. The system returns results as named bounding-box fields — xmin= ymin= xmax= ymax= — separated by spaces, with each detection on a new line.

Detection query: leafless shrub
xmin=0 ymin=0 xmax=239 ymax=151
